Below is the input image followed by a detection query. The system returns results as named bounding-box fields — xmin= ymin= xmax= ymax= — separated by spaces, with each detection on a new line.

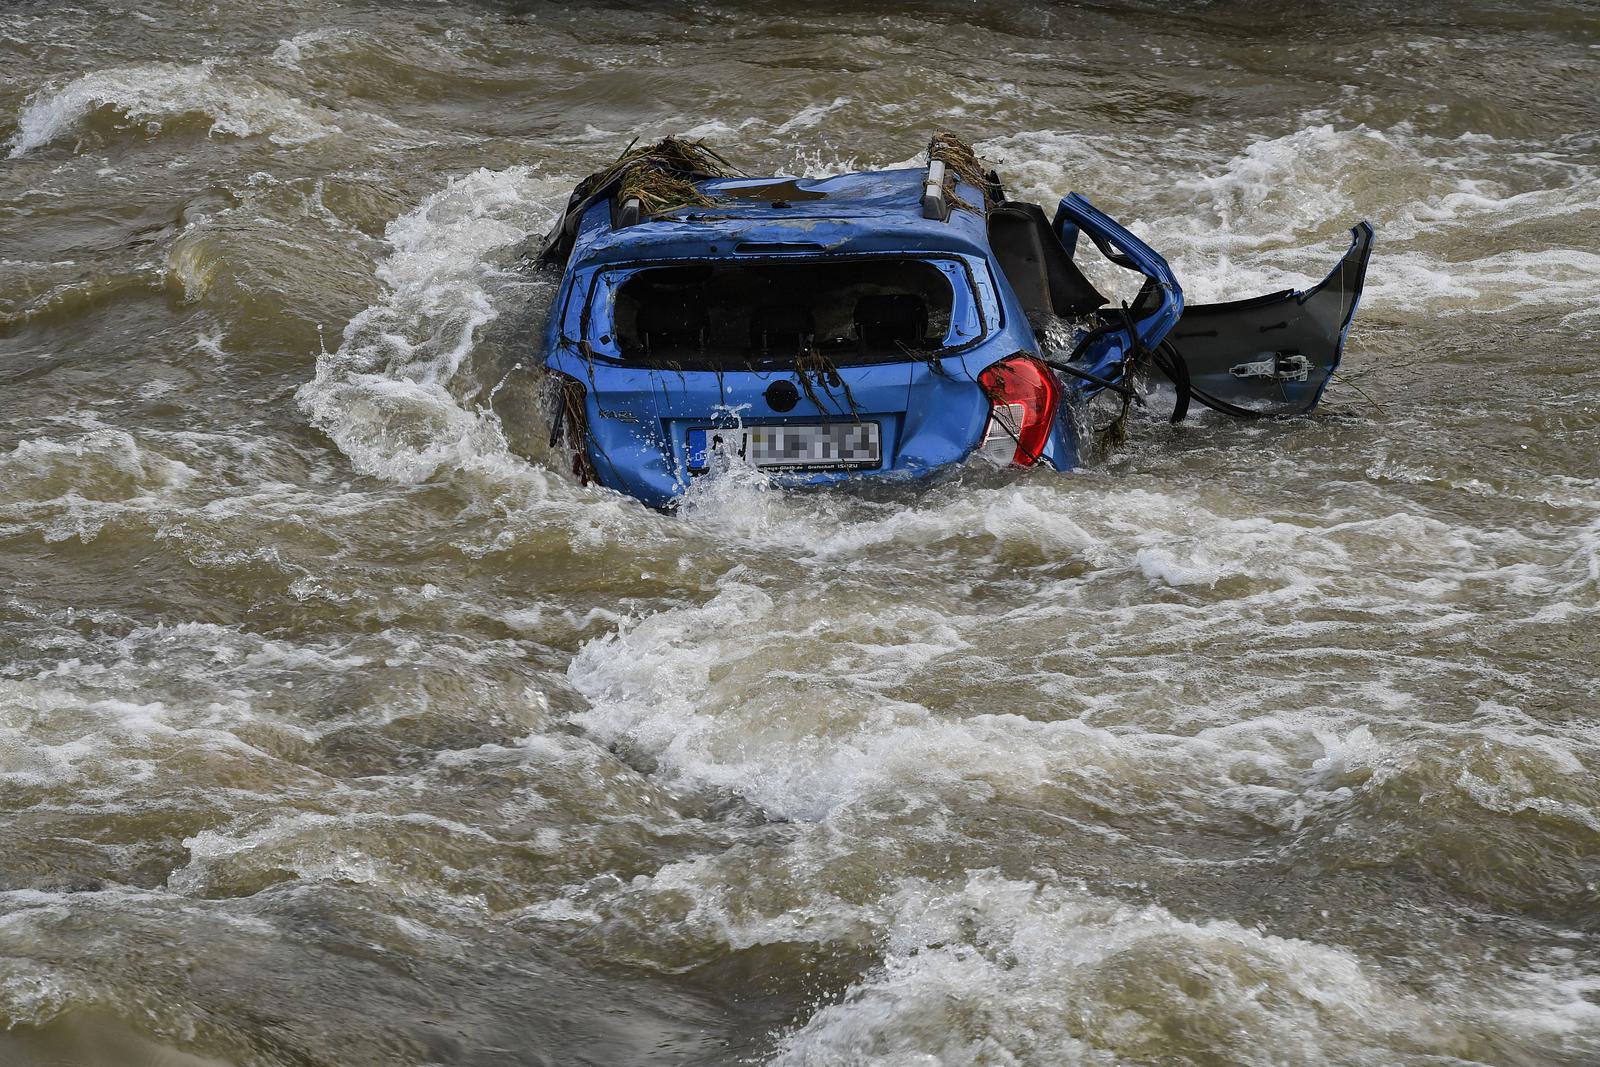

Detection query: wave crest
xmin=7 ymin=61 xmax=338 ymax=157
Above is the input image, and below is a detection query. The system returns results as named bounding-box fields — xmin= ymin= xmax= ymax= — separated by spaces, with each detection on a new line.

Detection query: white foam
xmin=269 ymin=28 xmax=354 ymax=70
xmin=1494 ymin=959 xmax=1600 ymax=1042
xmin=563 ymin=573 xmax=1364 ymax=829
xmin=171 ymin=810 xmax=498 ymax=898
xmin=771 ymin=97 xmax=852 ymax=136
xmin=0 ymin=428 xmax=192 ymax=492
xmin=1367 ymin=247 xmax=1600 ymax=315
xmin=679 ymin=117 xmax=761 ymax=141
xmin=769 ymin=871 xmax=1577 ymax=1065
xmin=0 ymin=684 xmax=226 ymax=789
xmin=0 ymin=428 xmax=200 ymax=542
xmin=7 ymin=61 xmax=338 ymax=157
xmin=0 ymin=620 xmax=545 ymax=797
xmin=983 ymin=122 xmax=1600 ymax=315
xmin=0 ymin=965 xmax=76 ymax=1030
xmin=668 ymin=476 xmax=1349 ymax=596
xmin=557 ymin=465 xmax=1600 ymax=961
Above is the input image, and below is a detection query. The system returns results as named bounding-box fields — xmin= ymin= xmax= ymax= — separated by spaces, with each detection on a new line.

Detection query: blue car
xmin=536 ymin=136 xmax=1373 ymax=509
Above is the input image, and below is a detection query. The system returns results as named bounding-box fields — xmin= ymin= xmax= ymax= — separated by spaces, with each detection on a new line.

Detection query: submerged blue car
xmin=535 ymin=136 xmax=1372 ymax=509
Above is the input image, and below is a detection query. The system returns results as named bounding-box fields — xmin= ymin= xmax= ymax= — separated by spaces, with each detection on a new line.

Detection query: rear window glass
xmin=589 ymin=258 xmax=980 ymax=368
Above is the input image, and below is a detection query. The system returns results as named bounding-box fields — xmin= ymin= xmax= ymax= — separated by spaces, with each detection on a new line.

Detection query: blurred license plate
xmin=686 ymin=422 xmax=881 ymax=473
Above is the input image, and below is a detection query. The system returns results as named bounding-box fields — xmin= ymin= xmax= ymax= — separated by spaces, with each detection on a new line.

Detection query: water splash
xmin=295 ymin=166 xmax=559 ymax=486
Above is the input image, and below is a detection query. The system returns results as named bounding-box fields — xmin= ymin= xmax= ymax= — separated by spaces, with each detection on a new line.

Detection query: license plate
xmin=686 ymin=422 xmax=881 ymax=473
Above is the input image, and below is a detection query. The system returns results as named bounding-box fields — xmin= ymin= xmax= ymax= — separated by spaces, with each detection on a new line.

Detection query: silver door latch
xmin=1230 ymin=353 xmax=1311 ymax=382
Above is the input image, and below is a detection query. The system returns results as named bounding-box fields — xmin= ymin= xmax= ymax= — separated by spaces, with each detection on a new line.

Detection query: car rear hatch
xmin=563 ymin=252 xmax=996 ymax=495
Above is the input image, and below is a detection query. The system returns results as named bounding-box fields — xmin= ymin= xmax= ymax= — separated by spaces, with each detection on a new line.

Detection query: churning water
xmin=2 ymin=2 xmax=1598 ymax=1064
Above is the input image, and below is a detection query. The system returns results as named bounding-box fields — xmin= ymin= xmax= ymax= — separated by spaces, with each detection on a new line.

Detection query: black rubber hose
xmin=1156 ymin=338 xmax=1267 ymax=420
xmin=1114 ymin=302 xmax=1188 ymax=424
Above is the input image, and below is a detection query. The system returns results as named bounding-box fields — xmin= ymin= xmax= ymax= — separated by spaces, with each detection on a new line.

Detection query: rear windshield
xmin=591 ymin=258 xmax=977 ymax=368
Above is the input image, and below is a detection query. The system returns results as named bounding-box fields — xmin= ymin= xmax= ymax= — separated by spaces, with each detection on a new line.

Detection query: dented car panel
xmin=1165 ymin=221 xmax=1376 ymax=415
xmin=537 ymin=139 xmax=1373 ymax=509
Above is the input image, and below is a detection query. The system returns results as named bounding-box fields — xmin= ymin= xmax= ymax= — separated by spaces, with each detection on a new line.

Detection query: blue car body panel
xmin=539 ymin=158 xmax=1371 ymax=508
xmin=1055 ymin=193 xmax=1183 ymax=350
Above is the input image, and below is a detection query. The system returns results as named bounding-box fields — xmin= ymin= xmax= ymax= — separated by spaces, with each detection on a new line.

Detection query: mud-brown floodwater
xmin=2 ymin=1 xmax=1598 ymax=1064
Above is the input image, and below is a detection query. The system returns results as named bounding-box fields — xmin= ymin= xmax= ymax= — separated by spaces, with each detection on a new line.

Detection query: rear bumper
xmin=579 ymin=383 xmax=1081 ymax=509
xmin=596 ymin=409 xmax=989 ymax=510
xmin=573 ymin=360 xmax=1053 ymax=508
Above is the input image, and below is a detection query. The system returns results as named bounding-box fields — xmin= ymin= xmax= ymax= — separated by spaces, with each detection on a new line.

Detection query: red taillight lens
xmin=978 ymin=355 xmax=1060 ymax=466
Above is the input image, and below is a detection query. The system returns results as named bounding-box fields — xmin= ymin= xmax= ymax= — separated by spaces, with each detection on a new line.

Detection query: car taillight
xmin=978 ymin=354 xmax=1060 ymax=466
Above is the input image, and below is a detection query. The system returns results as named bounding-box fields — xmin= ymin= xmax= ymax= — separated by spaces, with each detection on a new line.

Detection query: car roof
xmin=567 ymin=167 xmax=995 ymax=268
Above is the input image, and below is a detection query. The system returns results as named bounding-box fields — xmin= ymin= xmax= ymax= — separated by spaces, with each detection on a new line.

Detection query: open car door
xmin=1164 ymin=223 xmax=1375 ymax=416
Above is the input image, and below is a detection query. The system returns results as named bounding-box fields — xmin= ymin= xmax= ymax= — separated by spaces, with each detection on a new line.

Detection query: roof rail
xmin=921 ymin=160 xmax=949 ymax=221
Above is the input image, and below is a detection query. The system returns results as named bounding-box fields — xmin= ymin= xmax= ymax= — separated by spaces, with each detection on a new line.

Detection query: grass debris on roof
xmin=536 ymin=135 xmax=742 ymax=265
xmin=928 ymin=131 xmax=998 ymax=213
xmin=599 ymin=136 xmax=739 ymax=216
